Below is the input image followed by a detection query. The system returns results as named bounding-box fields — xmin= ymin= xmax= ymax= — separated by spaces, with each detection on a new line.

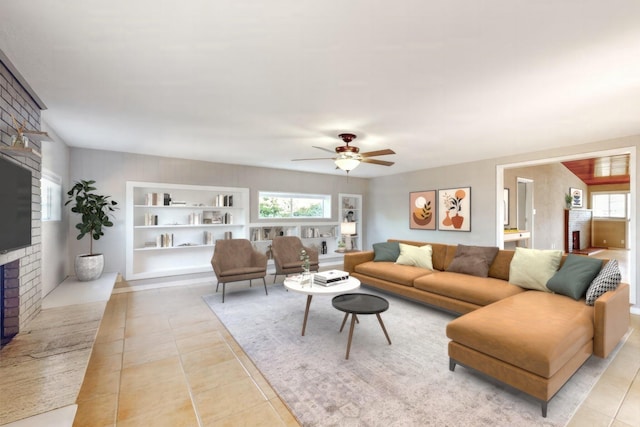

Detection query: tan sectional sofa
xmin=343 ymin=239 xmax=630 ymax=417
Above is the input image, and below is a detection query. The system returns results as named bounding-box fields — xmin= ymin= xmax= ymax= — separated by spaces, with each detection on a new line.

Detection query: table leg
xmin=376 ymin=313 xmax=391 ymax=345
xmin=346 ymin=313 xmax=357 ymax=360
xmin=301 ymin=295 xmax=313 ymax=336
xmin=339 ymin=312 xmax=349 ymax=332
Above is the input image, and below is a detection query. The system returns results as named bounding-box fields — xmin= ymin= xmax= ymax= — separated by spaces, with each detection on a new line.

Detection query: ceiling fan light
xmin=335 ymin=157 xmax=360 ymax=171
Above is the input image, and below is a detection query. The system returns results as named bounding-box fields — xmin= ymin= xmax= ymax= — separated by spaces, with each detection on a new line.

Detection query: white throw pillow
xmin=509 ymin=247 xmax=562 ymax=292
xmin=395 ymin=243 xmax=433 ymax=270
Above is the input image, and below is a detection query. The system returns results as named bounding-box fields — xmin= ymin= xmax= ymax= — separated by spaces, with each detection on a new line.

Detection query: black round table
xmin=331 ymin=293 xmax=391 ymax=359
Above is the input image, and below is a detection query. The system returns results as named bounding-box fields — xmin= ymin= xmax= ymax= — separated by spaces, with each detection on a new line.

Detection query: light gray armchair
xmin=211 ymin=239 xmax=268 ymax=303
xmin=271 ymin=236 xmax=319 ymax=283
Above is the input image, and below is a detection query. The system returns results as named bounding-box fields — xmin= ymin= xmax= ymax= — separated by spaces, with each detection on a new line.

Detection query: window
xmin=258 ymin=191 xmax=331 ymax=219
xmin=41 ymin=170 xmax=62 ymax=221
xmin=592 ymin=192 xmax=629 ymax=219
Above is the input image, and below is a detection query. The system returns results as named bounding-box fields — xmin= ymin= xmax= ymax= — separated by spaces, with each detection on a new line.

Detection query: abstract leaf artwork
xmin=409 ymin=191 xmax=436 ymax=230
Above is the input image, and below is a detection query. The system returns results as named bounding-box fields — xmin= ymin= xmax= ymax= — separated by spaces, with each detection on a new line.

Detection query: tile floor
xmin=74 ymin=276 xmax=640 ymax=427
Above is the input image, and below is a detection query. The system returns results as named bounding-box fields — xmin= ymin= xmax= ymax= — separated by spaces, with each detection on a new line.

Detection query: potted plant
xmin=65 ymin=180 xmax=118 ymax=281
xmin=565 ymin=193 xmax=573 ymax=209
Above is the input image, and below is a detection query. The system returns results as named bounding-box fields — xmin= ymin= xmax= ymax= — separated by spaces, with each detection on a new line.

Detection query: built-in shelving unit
xmin=0 ymin=146 xmax=42 ymax=159
xmin=248 ymin=223 xmax=339 ymax=261
xmin=125 ymin=181 xmax=249 ymax=280
xmin=338 ymin=193 xmax=362 ymax=250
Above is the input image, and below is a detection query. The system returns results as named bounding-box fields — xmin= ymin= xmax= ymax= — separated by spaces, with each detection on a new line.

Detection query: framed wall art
xmin=409 ymin=190 xmax=436 ymax=230
xmin=570 ymin=187 xmax=583 ymax=208
xmin=438 ymin=187 xmax=471 ymax=231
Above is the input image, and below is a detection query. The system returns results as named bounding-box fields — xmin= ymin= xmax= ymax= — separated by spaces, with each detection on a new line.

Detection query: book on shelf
xmin=313 ymin=269 xmax=349 ymax=284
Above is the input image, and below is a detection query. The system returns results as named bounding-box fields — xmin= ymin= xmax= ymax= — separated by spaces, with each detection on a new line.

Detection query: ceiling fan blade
xmin=361 ymin=158 xmax=395 ymax=166
xmin=291 ymin=157 xmax=335 ymax=161
xmin=312 ymin=146 xmax=337 ymax=154
xmin=360 ymin=148 xmax=396 ymax=157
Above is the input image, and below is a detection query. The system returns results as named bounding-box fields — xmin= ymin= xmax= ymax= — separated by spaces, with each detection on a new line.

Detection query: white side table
xmin=284 ymin=276 xmax=361 ymax=336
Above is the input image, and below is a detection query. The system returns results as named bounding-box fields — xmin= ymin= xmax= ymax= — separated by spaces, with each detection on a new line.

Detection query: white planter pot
xmin=75 ymin=254 xmax=104 ymax=281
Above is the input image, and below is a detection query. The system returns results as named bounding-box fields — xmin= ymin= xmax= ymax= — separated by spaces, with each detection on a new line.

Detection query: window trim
xmin=591 ymin=191 xmax=630 ymax=219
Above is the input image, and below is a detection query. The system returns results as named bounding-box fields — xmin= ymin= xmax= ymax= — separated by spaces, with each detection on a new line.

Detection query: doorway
xmin=517 ymin=177 xmax=534 ymax=248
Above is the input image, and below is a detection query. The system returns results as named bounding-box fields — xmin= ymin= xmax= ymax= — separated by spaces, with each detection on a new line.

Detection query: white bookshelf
xmin=339 ymin=193 xmax=362 ymax=250
xmin=125 ymin=181 xmax=249 ymax=280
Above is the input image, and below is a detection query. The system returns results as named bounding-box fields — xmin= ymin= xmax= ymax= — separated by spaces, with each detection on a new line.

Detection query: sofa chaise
xmin=343 ymin=239 xmax=630 ymax=416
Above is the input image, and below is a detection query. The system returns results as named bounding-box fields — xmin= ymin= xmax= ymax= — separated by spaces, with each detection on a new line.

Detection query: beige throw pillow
xmin=509 ymin=247 xmax=562 ymax=292
xmin=396 ymin=243 xmax=433 ymax=270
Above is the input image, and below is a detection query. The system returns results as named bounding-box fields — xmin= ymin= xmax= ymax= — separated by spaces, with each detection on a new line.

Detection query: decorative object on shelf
xmin=65 ymin=180 xmax=119 ymax=281
xmin=341 ymin=221 xmax=357 ymax=250
xmin=292 ymin=133 xmax=396 ymax=174
xmin=409 ymin=190 xmax=436 ymax=230
xmin=10 ymin=114 xmax=51 ymax=148
xmin=565 ymin=193 xmax=573 ymax=209
xmin=438 ymin=187 xmax=471 ymax=232
xmin=321 ymin=241 xmax=327 ymax=255
xmin=300 ymin=248 xmax=311 ymax=273
xmin=569 ymin=187 xmax=583 ymax=208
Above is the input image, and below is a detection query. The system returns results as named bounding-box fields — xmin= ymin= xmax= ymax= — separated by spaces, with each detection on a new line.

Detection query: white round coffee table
xmin=284 ymin=275 xmax=361 ymax=336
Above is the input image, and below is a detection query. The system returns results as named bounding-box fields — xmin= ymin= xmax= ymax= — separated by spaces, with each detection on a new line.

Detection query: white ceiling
xmin=1 ymin=1 xmax=640 ymax=177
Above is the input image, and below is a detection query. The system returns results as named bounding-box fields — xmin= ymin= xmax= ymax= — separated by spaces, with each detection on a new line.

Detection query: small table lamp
xmin=341 ymin=221 xmax=357 ymax=251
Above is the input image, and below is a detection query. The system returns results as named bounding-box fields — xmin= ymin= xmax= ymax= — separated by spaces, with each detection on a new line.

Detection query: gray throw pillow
xmin=373 ymin=241 xmax=401 ymax=262
xmin=585 ymin=260 xmax=622 ymax=305
xmin=446 ymin=244 xmax=499 ymax=277
xmin=546 ymin=254 xmax=603 ymax=300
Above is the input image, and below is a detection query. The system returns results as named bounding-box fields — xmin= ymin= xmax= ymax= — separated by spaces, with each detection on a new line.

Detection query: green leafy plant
xmin=65 ymin=180 xmax=118 ymax=255
xmin=299 ymin=248 xmax=310 ymax=272
xmin=565 ymin=193 xmax=573 ymax=207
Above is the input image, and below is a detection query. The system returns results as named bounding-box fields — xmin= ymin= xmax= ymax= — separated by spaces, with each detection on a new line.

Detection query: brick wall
xmin=565 ymin=209 xmax=592 ymax=252
xmin=0 ymin=58 xmax=43 ymax=333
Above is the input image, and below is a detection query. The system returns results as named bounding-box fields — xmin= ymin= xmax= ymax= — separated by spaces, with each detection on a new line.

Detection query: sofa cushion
xmin=509 ymin=247 xmax=562 ymax=292
xmin=546 ymin=254 xmax=603 ymax=300
xmin=446 ymin=245 xmax=499 ymax=277
xmin=414 ymin=271 xmax=525 ymax=306
xmin=585 ymin=260 xmax=622 ymax=305
xmin=396 ymin=243 xmax=433 ymax=270
xmin=373 ymin=241 xmax=400 ymax=262
xmin=354 ymin=261 xmax=433 ymax=287
xmin=446 ymin=291 xmax=594 ymax=378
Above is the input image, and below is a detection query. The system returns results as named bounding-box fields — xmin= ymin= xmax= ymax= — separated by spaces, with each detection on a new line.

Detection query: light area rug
xmin=203 ymin=284 xmax=618 ymax=427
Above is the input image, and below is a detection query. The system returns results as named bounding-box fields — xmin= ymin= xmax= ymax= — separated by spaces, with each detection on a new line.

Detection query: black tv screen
xmin=0 ymin=156 xmax=32 ymax=254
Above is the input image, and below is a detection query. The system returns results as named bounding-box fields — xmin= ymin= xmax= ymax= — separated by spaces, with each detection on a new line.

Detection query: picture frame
xmin=570 ymin=187 xmax=583 ymax=208
xmin=503 ymin=188 xmax=509 ymax=226
xmin=409 ymin=190 xmax=436 ymax=230
xmin=438 ymin=187 xmax=471 ymax=231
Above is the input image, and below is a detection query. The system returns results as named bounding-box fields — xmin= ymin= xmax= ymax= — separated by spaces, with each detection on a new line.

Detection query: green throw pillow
xmin=396 ymin=243 xmax=433 ymax=270
xmin=373 ymin=241 xmax=401 ymax=262
xmin=547 ymin=254 xmax=603 ymax=300
xmin=446 ymin=244 xmax=499 ymax=277
xmin=509 ymin=247 xmax=562 ymax=292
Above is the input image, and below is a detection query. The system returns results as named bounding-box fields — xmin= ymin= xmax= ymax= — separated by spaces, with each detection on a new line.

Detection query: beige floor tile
xmin=85 ymin=351 xmax=123 ymax=375
xmin=616 ymin=374 xmax=640 ymax=426
xmin=205 ymin=400 xmax=286 ymax=427
xmin=122 ymin=338 xmax=179 ymax=368
xmin=73 ymin=393 xmax=117 ymax=427
xmin=95 ymin=326 xmax=125 ymax=344
xmin=581 ymin=373 xmax=629 ymax=417
xmin=187 ymin=358 xmax=251 ymax=394
xmin=611 ymin=420 xmax=637 ymax=427
xmin=195 ymin=376 xmax=267 ymax=424
xmin=568 ymin=401 xmax=615 ymax=427
xmin=116 ymin=399 xmax=199 ymax=427
xmin=117 ymin=375 xmax=192 ymax=422
xmin=171 ymin=319 xmax=220 ymax=339
xmin=119 ymin=356 xmax=184 ymax=392
xmin=77 ymin=370 xmax=121 ymax=402
xmin=91 ymin=339 xmax=124 ymax=357
xmin=180 ymin=342 xmax=236 ymax=374
xmin=175 ymin=330 xmax=226 ymax=354
xmin=124 ymin=313 xmax=171 ymax=338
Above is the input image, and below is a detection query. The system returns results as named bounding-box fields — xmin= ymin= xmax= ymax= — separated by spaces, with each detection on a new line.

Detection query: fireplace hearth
xmin=1 ymin=261 xmax=20 ymax=347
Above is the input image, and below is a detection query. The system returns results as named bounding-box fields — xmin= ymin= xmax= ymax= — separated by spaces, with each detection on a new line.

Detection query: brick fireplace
xmin=564 ymin=209 xmax=593 ymax=253
xmin=0 ymin=53 xmax=44 ymax=347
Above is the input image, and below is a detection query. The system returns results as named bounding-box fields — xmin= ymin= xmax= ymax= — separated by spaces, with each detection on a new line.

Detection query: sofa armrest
xmin=343 ymin=251 xmax=374 ymax=274
xmin=593 ymin=282 xmax=630 ymax=358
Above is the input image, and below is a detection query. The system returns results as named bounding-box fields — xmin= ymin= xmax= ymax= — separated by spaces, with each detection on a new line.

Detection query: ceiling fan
xmin=292 ymin=133 xmax=396 ymax=173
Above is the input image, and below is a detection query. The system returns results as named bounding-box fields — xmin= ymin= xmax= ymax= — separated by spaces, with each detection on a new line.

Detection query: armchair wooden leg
xmin=262 ymin=277 xmax=268 ymax=296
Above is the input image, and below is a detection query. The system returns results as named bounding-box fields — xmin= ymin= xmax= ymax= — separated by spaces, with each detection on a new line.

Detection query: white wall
xmin=67 ymin=149 xmax=369 ymax=279
xmin=40 ymin=124 xmax=70 ymax=297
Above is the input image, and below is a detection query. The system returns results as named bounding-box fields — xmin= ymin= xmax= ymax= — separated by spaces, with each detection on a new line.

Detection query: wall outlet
xmin=603 ymin=239 xmax=607 ymax=244
xmin=621 ymin=240 xmax=625 ymax=245
xmin=551 ymin=243 xmax=556 ymax=249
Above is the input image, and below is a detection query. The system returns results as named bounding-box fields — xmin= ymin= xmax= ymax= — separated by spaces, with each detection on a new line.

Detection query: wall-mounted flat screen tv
xmin=0 ymin=156 xmax=32 ymax=254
